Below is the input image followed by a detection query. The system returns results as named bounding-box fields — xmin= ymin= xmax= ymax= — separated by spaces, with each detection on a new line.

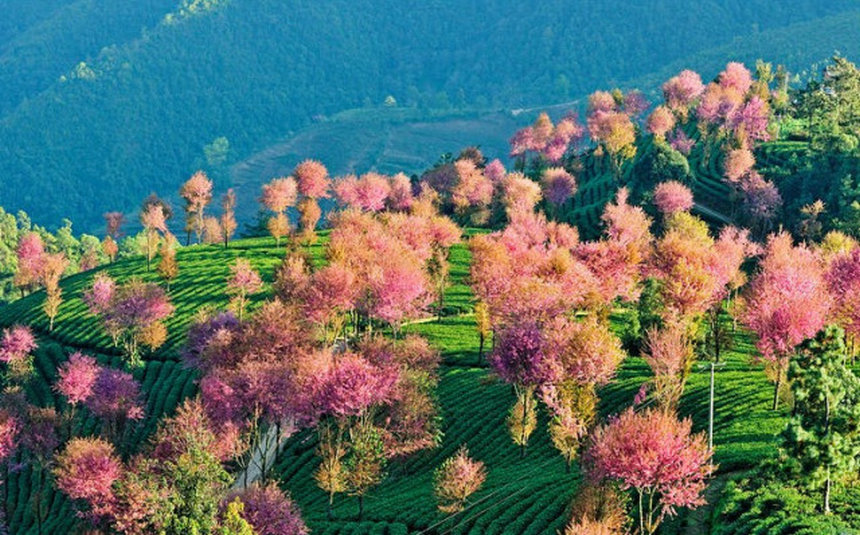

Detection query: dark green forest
xmin=2 ymin=0 xmax=860 ymax=231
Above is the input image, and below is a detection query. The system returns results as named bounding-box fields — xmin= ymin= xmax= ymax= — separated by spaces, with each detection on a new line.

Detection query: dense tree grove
xmin=5 ymin=56 xmax=860 ymax=534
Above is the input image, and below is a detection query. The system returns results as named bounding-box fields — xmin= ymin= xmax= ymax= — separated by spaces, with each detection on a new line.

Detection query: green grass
xmin=0 ymin=230 xmax=798 ymax=534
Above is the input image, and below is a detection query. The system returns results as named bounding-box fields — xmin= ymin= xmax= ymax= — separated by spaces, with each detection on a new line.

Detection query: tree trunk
xmin=520 ymin=392 xmax=528 ymax=459
xmin=357 ymin=495 xmax=364 ymax=521
xmin=477 ymin=333 xmax=484 ymax=365
xmin=772 ymin=372 xmax=781 ymax=411
xmin=824 ymin=471 xmax=832 ymax=514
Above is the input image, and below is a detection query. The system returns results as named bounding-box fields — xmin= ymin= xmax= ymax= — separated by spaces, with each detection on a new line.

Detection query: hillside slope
xmin=0 ymin=0 xmax=857 ymax=230
xmin=0 ymin=235 xmax=797 ymax=534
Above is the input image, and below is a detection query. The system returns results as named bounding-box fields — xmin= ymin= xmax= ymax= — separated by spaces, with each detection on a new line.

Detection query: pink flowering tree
xmin=723 ymin=148 xmax=755 ymax=183
xmin=0 ymin=325 xmax=37 ymax=383
xmin=662 ymin=70 xmax=705 ymax=119
xmin=668 ymin=128 xmax=695 ymax=155
xmin=653 ymin=181 xmax=694 ymax=215
xmin=179 ymin=171 xmax=214 ymax=245
xmin=501 ymin=173 xmax=542 ymax=221
xmin=509 ymin=112 xmax=584 ymax=165
xmin=742 ymin=232 xmax=831 ymax=409
xmin=451 ymin=159 xmax=494 ymax=225
xmin=55 ymin=352 xmax=101 ymax=434
xmin=312 ymin=351 xmax=398 ymax=519
xmin=585 ymin=408 xmax=715 ymax=535
xmin=586 ymin=93 xmax=637 ymax=180
xmin=84 ymin=275 xmax=174 ymax=367
xmin=334 ymin=173 xmax=392 ymax=212
xmin=541 ymin=167 xmax=578 ymax=213
xmin=229 ymin=483 xmax=308 ymax=535
xmin=140 ymin=199 xmax=170 ymax=272
xmin=84 ymin=367 xmax=144 ymax=440
xmin=227 ymin=258 xmax=263 ymax=321
xmin=53 ymin=437 xmax=123 ymax=521
xmin=826 ymin=247 xmax=860 ymax=346
xmin=13 ymin=232 xmax=45 ymax=295
xmin=740 ymin=172 xmax=782 ymax=231
xmin=261 ymin=176 xmax=298 ymax=247
xmin=647 ymin=105 xmax=676 ymax=140
xmin=433 ymin=445 xmax=486 ymax=513
xmin=294 ymin=159 xmax=331 ymax=242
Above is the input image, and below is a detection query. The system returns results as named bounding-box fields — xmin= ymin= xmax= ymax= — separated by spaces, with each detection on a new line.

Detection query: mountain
xmin=0 ymin=0 xmax=858 ymax=231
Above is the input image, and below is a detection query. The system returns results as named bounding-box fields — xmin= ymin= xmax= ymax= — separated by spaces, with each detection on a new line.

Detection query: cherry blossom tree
xmin=0 ymin=325 xmax=37 ymax=382
xmin=334 ymin=173 xmax=392 ymax=212
xmin=220 ymin=188 xmax=238 ymax=249
xmin=662 ymin=70 xmax=705 ymax=119
xmin=55 ymin=352 xmax=100 ymax=414
xmin=84 ymin=275 xmax=174 ymax=367
xmin=84 ymin=367 xmax=144 ymax=440
xmin=294 ymin=159 xmax=330 ymax=242
xmin=54 ymin=437 xmax=123 ymax=520
xmin=451 ymin=159 xmax=494 ymax=225
xmin=433 ymin=446 xmax=486 ymax=513
xmin=229 ymin=483 xmax=308 ymax=535
xmin=104 ymin=211 xmax=125 ymax=240
xmin=585 ymin=408 xmax=714 ymax=535
xmin=157 ymin=234 xmax=179 ymax=291
xmin=202 ymin=216 xmax=223 ymax=245
xmin=541 ymin=167 xmax=577 ymax=209
xmin=723 ymin=148 xmax=755 ymax=183
xmin=179 ymin=171 xmax=213 ymax=245
xmin=647 ymin=105 xmax=676 ymax=140
xmin=13 ymin=232 xmax=45 ymax=295
xmin=39 ymin=252 xmax=68 ymax=331
xmin=742 ymin=232 xmax=831 ymax=409
xmin=653 ymin=181 xmax=694 ymax=215
xmin=140 ymin=202 xmax=168 ymax=271
xmin=668 ymin=128 xmax=695 ymax=155
xmin=261 ymin=177 xmax=298 ymax=247
xmin=386 ymin=173 xmax=414 ymax=212
xmin=226 ymin=258 xmax=263 ymax=321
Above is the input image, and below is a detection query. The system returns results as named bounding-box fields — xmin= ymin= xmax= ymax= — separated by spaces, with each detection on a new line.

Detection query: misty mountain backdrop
xmin=2 ymin=0 xmax=860 ymax=231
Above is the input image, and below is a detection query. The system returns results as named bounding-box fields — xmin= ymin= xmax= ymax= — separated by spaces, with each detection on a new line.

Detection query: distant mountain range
xmin=1 ymin=0 xmax=859 ymax=231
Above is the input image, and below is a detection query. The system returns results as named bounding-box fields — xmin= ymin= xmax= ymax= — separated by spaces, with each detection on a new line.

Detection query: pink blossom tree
xmin=53 ymin=437 xmax=123 ymax=520
xmin=0 ymin=325 xmax=37 ymax=382
xmin=541 ymin=167 xmax=578 ymax=209
xmin=742 ymin=232 xmax=831 ymax=409
xmin=179 ymin=171 xmax=214 ymax=245
xmin=84 ymin=367 xmax=144 ymax=440
xmin=723 ymin=148 xmax=755 ymax=183
xmin=334 ymin=173 xmax=392 ymax=212
xmin=229 ymin=483 xmax=308 ymax=535
xmin=647 ymin=105 xmax=676 ymax=140
xmin=227 ymin=259 xmax=263 ymax=321
xmin=386 ymin=173 xmax=414 ymax=212
xmin=653 ymin=181 xmax=694 ymax=215
xmin=294 ymin=159 xmax=331 ymax=242
xmin=55 ymin=352 xmax=101 ymax=414
xmin=433 ymin=446 xmax=486 ymax=513
xmin=13 ymin=232 xmax=45 ymax=295
xmin=662 ymin=70 xmax=705 ymax=119
xmin=84 ymin=276 xmax=174 ymax=367
xmin=261 ymin=177 xmax=298 ymax=247
xmin=585 ymin=408 xmax=714 ymax=534
xmin=140 ymin=202 xmax=168 ymax=271
xmin=668 ymin=128 xmax=695 ymax=155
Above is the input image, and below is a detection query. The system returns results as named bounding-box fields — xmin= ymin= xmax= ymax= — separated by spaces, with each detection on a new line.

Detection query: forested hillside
xmin=1 ymin=0 xmax=859 ymax=230
xmin=4 ymin=56 xmax=860 ymax=534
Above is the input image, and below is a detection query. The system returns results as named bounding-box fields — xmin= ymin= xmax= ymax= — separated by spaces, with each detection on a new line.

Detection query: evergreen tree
xmin=781 ymin=325 xmax=860 ymax=514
